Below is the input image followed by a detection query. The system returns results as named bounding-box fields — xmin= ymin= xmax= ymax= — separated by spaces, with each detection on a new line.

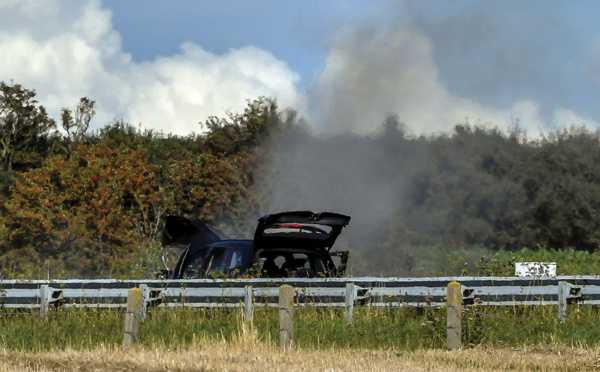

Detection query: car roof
xmin=192 ymin=239 xmax=254 ymax=253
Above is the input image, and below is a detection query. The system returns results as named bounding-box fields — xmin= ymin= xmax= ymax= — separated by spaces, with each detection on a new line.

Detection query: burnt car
xmin=162 ymin=211 xmax=351 ymax=279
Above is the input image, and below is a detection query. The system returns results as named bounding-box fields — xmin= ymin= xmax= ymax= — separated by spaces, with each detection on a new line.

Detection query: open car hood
xmin=253 ymin=211 xmax=351 ymax=251
xmin=162 ymin=216 xmax=222 ymax=248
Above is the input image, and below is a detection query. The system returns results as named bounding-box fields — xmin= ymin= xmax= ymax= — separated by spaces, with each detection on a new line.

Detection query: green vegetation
xmin=409 ymin=246 xmax=600 ymax=277
xmin=1 ymin=305 xmax=599 ymax=351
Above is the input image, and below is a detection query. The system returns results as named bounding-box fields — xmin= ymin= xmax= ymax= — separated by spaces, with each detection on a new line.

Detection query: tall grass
xmin=1 ymin=303 xmax=600 ymax=352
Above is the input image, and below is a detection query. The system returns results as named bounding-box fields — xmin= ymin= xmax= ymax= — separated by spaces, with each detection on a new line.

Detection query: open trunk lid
xmin=253 ymin=211 xmax=351 ymax=251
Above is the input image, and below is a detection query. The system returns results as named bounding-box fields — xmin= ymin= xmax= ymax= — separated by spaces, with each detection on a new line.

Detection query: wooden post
xmin=446 ymin=281 xmax=462 ymax=350
xmin=279 ymin=284 xmax=294 ymax=350
xmin=39 ymin=284 xmax=50 ymax=319
xmin=244 ymin=285 xmax=253 ymax=322
xmin=345 ymin=283 xmax=355 ymax=323
xmin=139 ymin=284 xmax=149 ymax=322
xmin=123 ymin=287 xmax=143 ymax=349
xmin=558 ymin=281 xmax=568 ymax=323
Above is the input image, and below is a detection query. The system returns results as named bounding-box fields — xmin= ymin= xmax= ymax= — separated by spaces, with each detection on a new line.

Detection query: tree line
xmin=0 ymin=81 xmax=275 ymax=278
xmin=1 ymin=81 xmax=600 ymax=278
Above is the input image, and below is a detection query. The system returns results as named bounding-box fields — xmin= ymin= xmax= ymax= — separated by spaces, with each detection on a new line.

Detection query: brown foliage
xmin=2 ymin=141 xmax=161 ymax=277
xmin=161 ymin=152 xmax=253 ymax=222
xmin=1 ymin=135 xmax=255 ymax=277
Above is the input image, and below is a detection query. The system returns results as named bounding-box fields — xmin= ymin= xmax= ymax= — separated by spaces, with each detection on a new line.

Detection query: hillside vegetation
xmin=2 ymin=81 xmax=600 ymax=278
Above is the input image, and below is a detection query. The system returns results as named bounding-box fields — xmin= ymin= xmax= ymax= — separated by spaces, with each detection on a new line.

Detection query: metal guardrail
xmin=1 ymin=276 xmax=599 ymax=312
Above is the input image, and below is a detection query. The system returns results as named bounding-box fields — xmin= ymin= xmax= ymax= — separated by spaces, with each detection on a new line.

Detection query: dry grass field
xmin=2 ymin=305 xmax=600 ymax=371
xmin=1 ymin=330 xmax=598 ymax=372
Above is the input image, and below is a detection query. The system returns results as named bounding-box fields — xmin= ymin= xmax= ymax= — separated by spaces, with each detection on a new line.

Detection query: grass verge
xmin=1 ymin=304 xmax=599 ymax=351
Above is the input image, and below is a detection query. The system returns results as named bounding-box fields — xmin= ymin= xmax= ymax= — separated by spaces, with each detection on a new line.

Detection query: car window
xmin=228 ymin=247 xmax=248 ymax=269
xmin=290 ymin=253 xmax=326 ymax=272
xmin=229 ymin=250 xmax=240 ymax=270
xmin=182 ymin=252 xmax=206 ymax=279
xmin=258 ymin=253 xmax=288 ymax=277
xmin=291 ymin=253 xmax=310 ymax=270
xmin=204 ymin=247 xmax=229 ymax=276
xmin=257 ymin=251 xmax=329 ymax=278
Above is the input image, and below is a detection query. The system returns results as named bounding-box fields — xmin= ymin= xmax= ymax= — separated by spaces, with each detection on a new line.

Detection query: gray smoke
xmin=313 ymin=25 xmax=446 ymax=135
xmin=246 ymin=112 xmax=415 ymax=275
xmin=226 ymin=4 xmax=600 ymax=275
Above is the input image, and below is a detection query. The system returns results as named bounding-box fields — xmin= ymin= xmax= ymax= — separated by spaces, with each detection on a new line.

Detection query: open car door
xmin=163 ymin=216 xmax=223 ymax=278
xmin=162 ymin=216 xmax=222 ymax=248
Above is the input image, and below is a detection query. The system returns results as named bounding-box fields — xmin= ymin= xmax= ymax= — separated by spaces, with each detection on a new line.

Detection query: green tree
xmin=61 ymin=97 xmax=95 ymax=155
xmin=0 ymin=82 xmax=55 ymax=171
xmin=200 ymin=97 xmax=283 ymax=155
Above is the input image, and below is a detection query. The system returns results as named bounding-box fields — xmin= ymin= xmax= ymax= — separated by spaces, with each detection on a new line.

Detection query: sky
xmin=1 ymin=0 xmax=600 ymax=137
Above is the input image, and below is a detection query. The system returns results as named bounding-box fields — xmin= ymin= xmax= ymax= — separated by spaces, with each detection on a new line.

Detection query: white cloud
xmin=0 ymin=0 xmax=305 ymax=135
xmin=123 ymin=43 xmax=304 ymax=134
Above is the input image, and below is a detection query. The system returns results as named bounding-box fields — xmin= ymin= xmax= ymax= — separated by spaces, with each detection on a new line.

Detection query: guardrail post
xmin=39 ymin=284 xmax=50 ymax=319
xmin=123 ymin=287 xmax=143 ymax=349
xmin=345 ymin=283 xmax=355 ymax=323
xmin=558 ymin=281 xmax=569 ymax=323
xmin=279 ymin=284 xmax=294 ymax=350
xmin=446 ymin=281 xmax=462 ymax=350
xmin=244 ymin=285 xmax=253 ymax=322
